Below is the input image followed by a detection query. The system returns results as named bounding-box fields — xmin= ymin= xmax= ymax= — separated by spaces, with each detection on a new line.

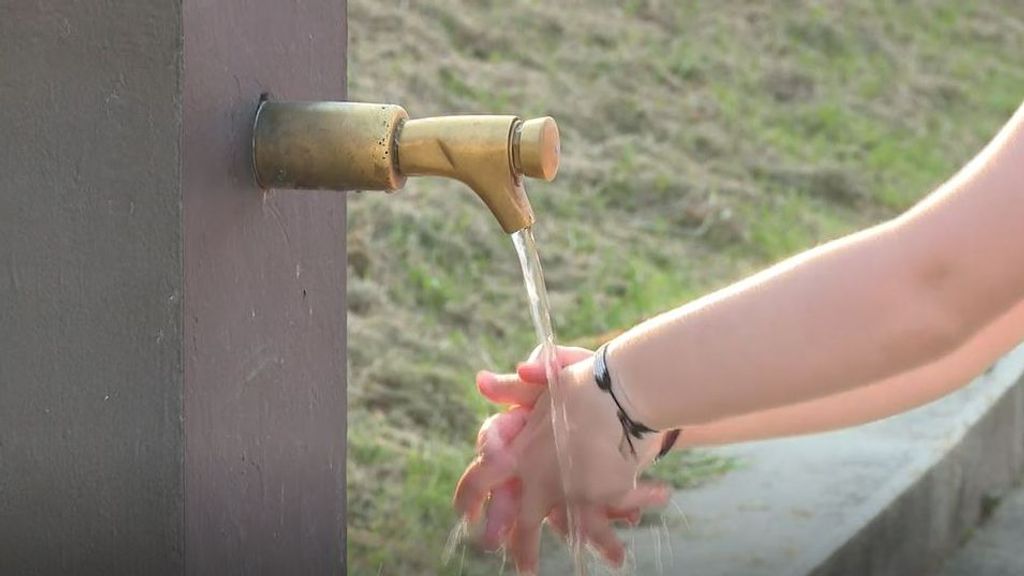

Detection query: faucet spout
xmin=251 ymin=101 xmax=559 ymax=234
xmin=398 ymin=116 xmax=531 ymax=233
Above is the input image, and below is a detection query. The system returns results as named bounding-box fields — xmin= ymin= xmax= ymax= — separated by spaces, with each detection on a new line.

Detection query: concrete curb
xmin=808 ymin=354 xmax=1024 ymax=576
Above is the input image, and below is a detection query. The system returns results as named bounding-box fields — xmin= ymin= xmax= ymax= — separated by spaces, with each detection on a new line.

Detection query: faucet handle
xmin=514 ymin=117 xmax=560 ymax=182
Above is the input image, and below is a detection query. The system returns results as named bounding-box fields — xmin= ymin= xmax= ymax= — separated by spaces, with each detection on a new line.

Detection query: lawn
xmin=346 ymin=1 xmax=1024 ymax=573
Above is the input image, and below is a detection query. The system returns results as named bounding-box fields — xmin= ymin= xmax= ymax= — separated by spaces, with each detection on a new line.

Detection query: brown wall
xmin=0 ymin=2 xmax=185 ymax=573
xmin=181 ymin=0 xmax=348 ymax=573
xmin=0 ymin=1 xmax=348 ymax=574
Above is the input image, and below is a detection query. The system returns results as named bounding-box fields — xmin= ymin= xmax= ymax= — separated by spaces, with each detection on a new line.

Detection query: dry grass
xmin=346 ymin=1 xmax=1024 ymax=573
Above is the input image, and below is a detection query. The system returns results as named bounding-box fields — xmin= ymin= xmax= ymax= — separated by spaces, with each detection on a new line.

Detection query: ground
xmin=344 ymin=1 xmax=1024 ymax=574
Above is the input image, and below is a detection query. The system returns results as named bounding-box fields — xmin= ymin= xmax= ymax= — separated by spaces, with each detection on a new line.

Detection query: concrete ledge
xmin=544 ymin=345 xmax=1024 ymax=575
xmin=808 ymin=357 xmax=1024 ymax=576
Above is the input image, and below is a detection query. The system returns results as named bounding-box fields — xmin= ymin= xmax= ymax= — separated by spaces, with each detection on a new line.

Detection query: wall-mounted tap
xmin=252 ymin=101 xmax=560 ymax=233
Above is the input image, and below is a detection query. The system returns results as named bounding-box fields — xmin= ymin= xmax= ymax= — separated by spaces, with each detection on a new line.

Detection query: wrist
xmin=604 ymin=341 xmax=683 ymax=461
xmin=564 ymin=345 xmax=668 ymax=467
xmin=562 ymin=358 xmax=660 ymax=462
xmin=605 ymin=338 xmax=664 ymax=431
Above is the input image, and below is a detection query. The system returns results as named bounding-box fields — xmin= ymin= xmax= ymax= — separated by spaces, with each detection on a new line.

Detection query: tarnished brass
xmin=251 ymin=100 xmax=561 ymax=234
xmin=398 ymin=116 xmax=534 ymax=233
xmin=514 ymin=117 xmax=560 ymax=182
xmin=253 ymin=101 xmax=407 ymax=191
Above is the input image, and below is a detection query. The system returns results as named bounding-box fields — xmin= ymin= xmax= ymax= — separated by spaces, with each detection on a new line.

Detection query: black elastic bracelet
xmin=594 ymin=343 xmax=656 ymax=458
xmin=595 ymin=343 xmax=682 ymax=461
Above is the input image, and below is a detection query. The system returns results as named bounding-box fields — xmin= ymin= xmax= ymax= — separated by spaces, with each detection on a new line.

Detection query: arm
xmin=474 ymin=298 xmax=1023 ymax=449
xmin=455 ymin=104 xmax=1024 ymax=573
xmin=678 ymin=298 xmax=1024 ymax=447
xmin=463 ymin=296 xmax=1022 ymax=569
xmin=611 ymin=102 xmax=1024 ymax=430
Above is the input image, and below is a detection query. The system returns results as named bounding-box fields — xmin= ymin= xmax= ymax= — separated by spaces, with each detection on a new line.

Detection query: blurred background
xmin=344 ymin=1 xmax=1024 ymax=573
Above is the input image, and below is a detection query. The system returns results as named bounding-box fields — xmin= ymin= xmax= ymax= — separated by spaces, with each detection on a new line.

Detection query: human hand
xmin=454 ymin=346 xmax=670 ymax=573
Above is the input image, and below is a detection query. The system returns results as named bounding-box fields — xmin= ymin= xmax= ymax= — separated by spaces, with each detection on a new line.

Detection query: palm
xmin=454 ymin=346 xmax=669 ymax=573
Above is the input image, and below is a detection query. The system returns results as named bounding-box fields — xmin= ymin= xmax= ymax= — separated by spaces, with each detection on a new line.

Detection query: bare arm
xmin=676 ymin=298 xmax=1024 ymax=447
xmin=611 ymin=102 xmax=1024 ymax=430
xmin=456 ymin=103 xmax=1024 ymax=568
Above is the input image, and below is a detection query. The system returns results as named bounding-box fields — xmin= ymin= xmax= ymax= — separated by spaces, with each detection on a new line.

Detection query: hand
xmin=454 ymin=346 xmax=670 ymax=573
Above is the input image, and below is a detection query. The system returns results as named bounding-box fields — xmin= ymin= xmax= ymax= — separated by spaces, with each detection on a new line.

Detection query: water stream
xmin=511 ymin=227 xmax=587 ymax=576
xmin=444 ymin=226 xmax=590 ymax=575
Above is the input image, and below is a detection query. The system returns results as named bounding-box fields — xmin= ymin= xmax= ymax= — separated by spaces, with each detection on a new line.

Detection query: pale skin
xmin=679 ymin=297 xmax=1024 ymax=447
xmin=454 ymin=101 xmax=1024 ymax=574
xmin=464 ymin=298 xmax=1021 ymax=571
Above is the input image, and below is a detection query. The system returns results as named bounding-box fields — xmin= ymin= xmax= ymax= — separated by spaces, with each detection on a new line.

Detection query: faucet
xmin=252 ymin=101 xmax=560 ymax=233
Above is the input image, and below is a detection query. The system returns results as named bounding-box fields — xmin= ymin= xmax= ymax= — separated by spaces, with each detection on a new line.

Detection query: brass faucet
xmin=252 ymin=101 xmax=560 ymax=233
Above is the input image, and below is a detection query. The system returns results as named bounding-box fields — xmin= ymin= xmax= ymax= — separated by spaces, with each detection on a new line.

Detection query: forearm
xmin=612 ymin=102 xmax=1024 ymax=430
xmin=677 ymin=299 xmax=1024 ymax=447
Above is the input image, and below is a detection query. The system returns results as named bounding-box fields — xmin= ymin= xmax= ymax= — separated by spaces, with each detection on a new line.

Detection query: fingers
xmin=551 ymin=507 xmax=629 ymax=567
xmin=546 ymin=507 xmax=569 ymax=542
xmin=477 ymin=371 xmax=545 ymax=407
xmin=454 ymin=457 xmax=515 ymax=523
xmin=510 ymin=492 xmax=553 ymax=575
xmin=516 ymin=363 xmax=549 ymax=386
xmin=482 ymin=479 xmax=520 ymax=551
xmin=517 ymin=346 xmax=594 ymax=384
xmin=465 ymin=343 xmax=600 ymax=570
xmin=495 ymin=406 xmax=530 ymax=443
xmin=611 ymin=483 xmax=671 ymax=513
xmin=607 ymin=507 xmax=642 ymax=526
xmin=581 ymin=512 xmax=626 ymax=568
xmin=475 ymin=408 xmax=529 ymax=455
xmin=555 ymin=346 xmax=595 ymax=365
xmin=480 ymin=346 xmax=593 ymax=400
xmin=460 ymin=408 xmax=531 ymax=522
xmin=510 ymin=520 xmax=541 ymax=575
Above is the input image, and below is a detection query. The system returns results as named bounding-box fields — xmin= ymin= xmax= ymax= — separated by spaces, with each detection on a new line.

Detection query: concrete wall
xmin=810 ymin=374 xmax=1024 ymax=576
xmin=0 ymin=1 xmax=348 ymax=573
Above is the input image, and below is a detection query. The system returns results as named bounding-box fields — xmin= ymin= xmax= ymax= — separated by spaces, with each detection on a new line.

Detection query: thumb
xmin=476 ymin=370 xmax=544 ymax=407
xmin=517 ymin=346 xmax=594 ymax=384
xmin=610 ymin=482 xmax=671 ymax=514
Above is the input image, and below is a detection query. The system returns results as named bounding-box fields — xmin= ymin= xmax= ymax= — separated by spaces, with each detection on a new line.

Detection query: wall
xmin=0 ymin=1 xmax=348 ymax=573
xmin=182 ymin=0 xmax=348 ymax=573
xmin=0 ymin=2 xmax=185 ymax=573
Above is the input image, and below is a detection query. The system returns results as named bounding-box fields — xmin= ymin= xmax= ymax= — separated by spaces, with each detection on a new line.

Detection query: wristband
xmin=594 ymin=343 xmax=656 ymax=457
xmin=594 ymin=343 xmax=681 ymax=460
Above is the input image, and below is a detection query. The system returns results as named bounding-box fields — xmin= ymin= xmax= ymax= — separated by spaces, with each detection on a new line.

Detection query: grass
xmin=346 ymin=1 xmax=1024 ymax=573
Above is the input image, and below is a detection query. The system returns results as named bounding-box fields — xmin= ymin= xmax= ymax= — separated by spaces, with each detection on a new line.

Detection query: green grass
xmin=644 ymin=450 xmax=742 ymax=494
xmin=347 ymin=415 xmax=477 ymax=574
xmin=346 ymin=1 xmax=1024 ymax=573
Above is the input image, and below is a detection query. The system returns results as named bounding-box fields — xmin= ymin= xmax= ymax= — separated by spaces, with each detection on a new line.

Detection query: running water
xmin=511 ymin=227 xmax=587 ymax=576
xmin=443 ymin=226 xmax=589 ymax=574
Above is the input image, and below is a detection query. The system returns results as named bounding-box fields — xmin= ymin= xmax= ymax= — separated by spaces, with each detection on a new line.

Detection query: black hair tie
xmin=594 ymin=343 xmax=680 ymax=460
